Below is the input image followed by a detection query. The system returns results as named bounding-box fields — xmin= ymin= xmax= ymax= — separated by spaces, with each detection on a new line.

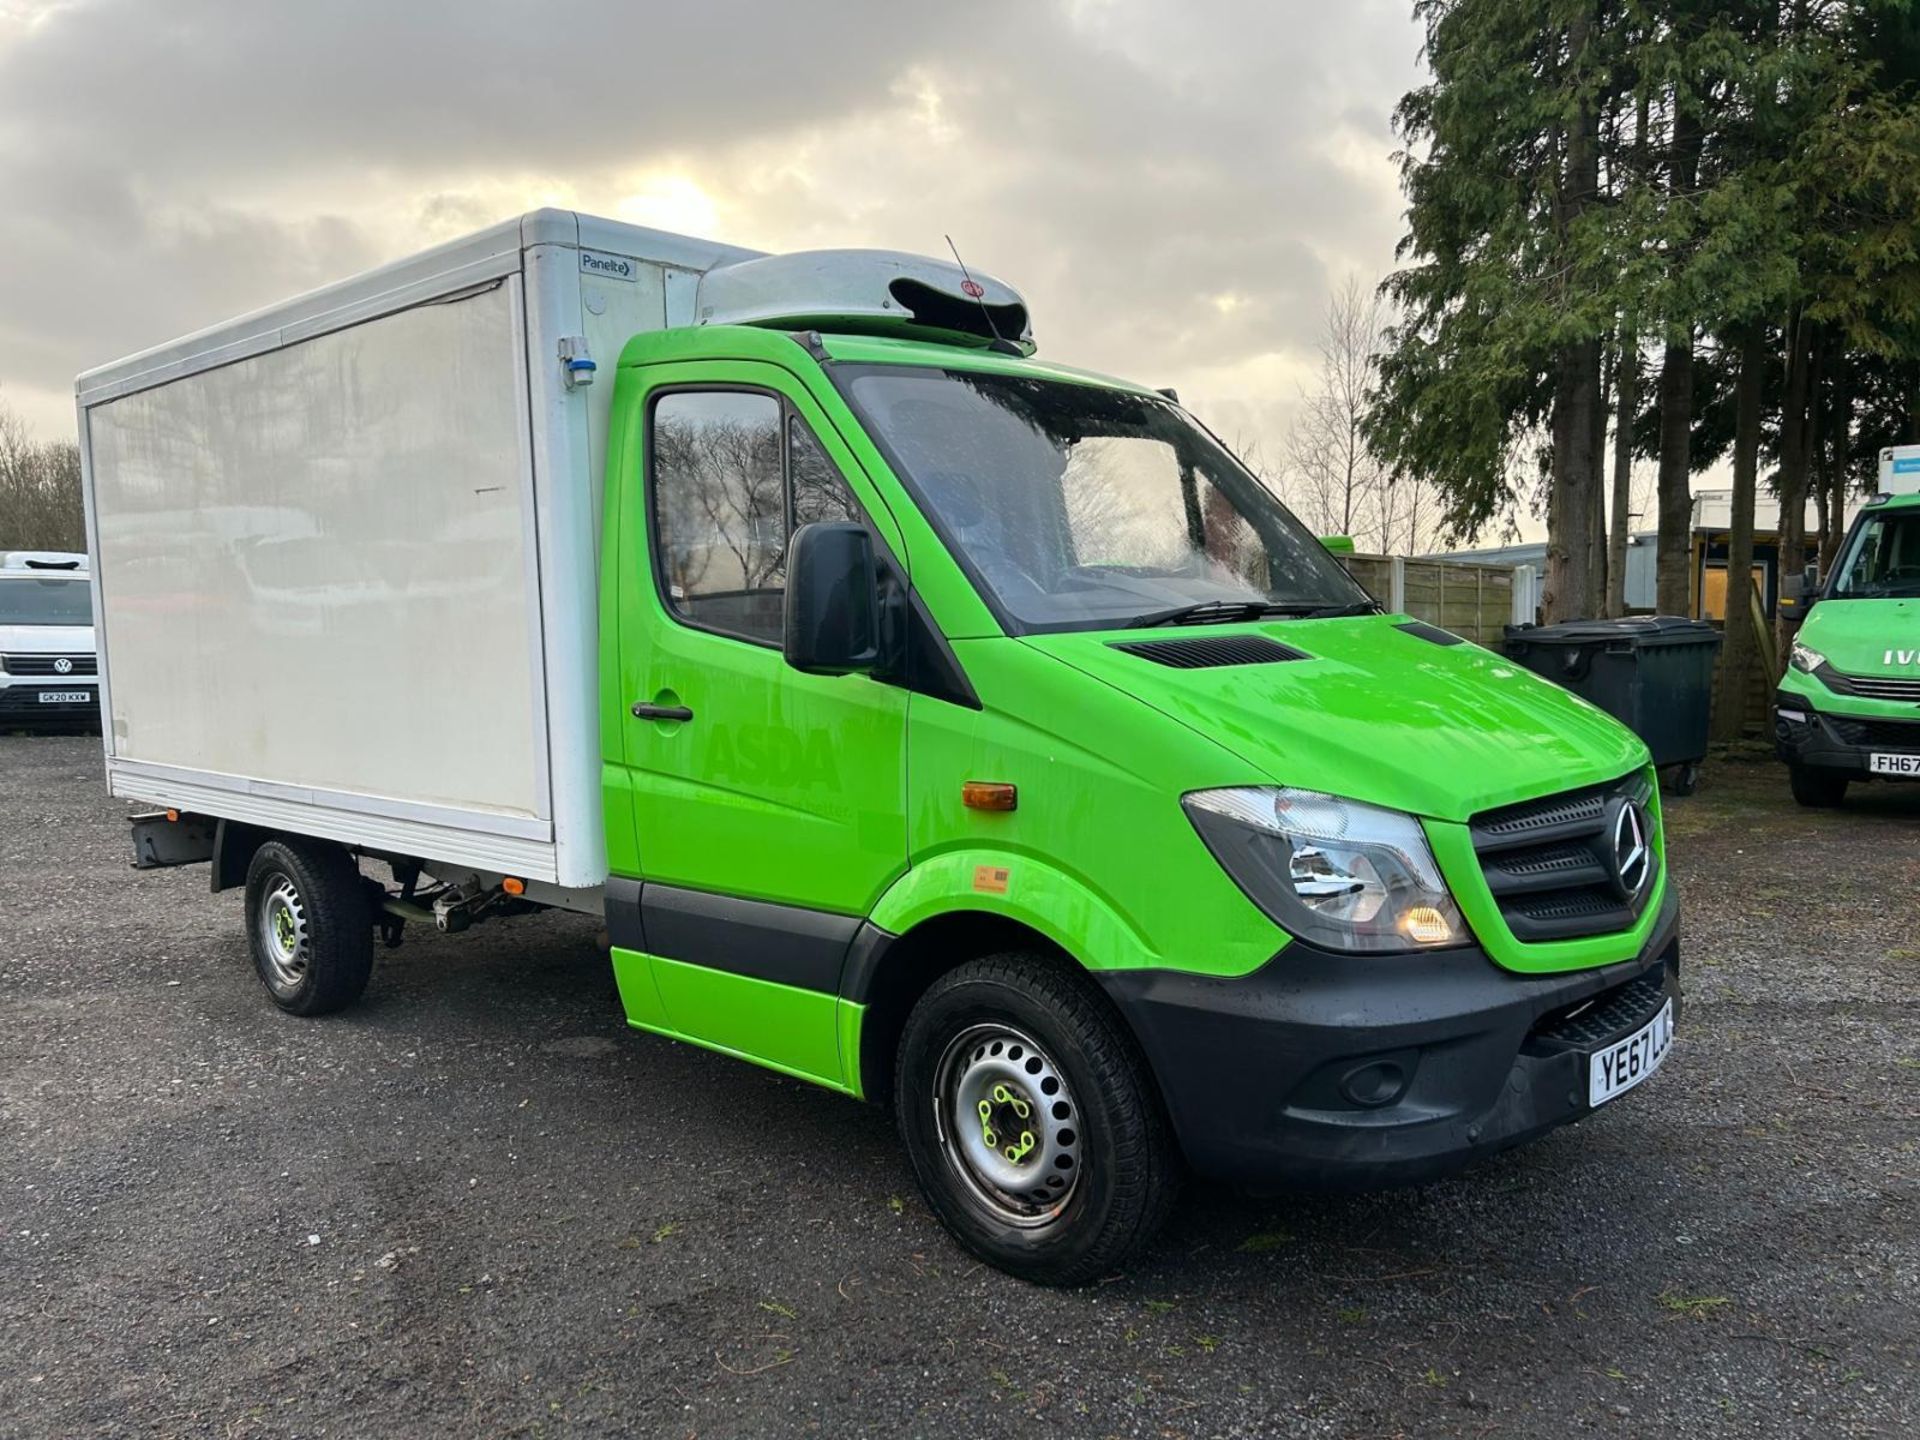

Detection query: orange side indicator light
xmin=165 ymin=809 xmax=179 ymax=822
xmin=962 ymin=781 xmax=1018 ymax=812
xmin=501 ymin=877 xmax=526 ymax=896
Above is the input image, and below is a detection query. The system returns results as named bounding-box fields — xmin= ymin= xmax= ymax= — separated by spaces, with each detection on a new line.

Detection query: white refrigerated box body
xmin=77 ymin=210 xmax=760 ymax=892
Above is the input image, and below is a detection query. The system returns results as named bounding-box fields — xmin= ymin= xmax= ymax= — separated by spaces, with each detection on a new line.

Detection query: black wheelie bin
xmin=1504 ymin=617 xmax=1724 ymax=794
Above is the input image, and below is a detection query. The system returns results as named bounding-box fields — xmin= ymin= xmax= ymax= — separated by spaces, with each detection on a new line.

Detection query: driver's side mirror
xmin=1781 ymin=562 xmax=1821 ymax=615
xmin=784 ymin=522 xmax=882 ymax=675
xmin=1319 ymin=535 xmax=1357 ymax=556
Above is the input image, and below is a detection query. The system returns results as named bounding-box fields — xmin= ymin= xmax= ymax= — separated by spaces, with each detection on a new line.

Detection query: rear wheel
xmin=894 ymin=954 xmax=1180 ymax=1286
xmin=1789 ymin=765 xmax=1848 ymax=809
xmin=243 ymin=838 xmax=375 ymax=1015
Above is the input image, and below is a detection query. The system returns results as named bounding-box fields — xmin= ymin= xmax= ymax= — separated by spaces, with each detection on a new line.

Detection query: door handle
xmin=631 ymin=702 xmax=694 ymax=722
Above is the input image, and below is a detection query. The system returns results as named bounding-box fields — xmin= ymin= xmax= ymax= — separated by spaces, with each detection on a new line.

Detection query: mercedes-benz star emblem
xmin=1610 ymin=800 xmax=1651 ymax=901
xmin=52 ymin=657 xmax=72 ymax=675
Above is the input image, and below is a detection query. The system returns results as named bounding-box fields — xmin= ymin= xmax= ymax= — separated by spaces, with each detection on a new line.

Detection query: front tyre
xmin=243 ymin=838 xmax=375 ymax=1015
xmin=894 ymin=955 xmax=1180 ymax=1286
xmin=1789 ymin=765 xmax=1848 ymax=809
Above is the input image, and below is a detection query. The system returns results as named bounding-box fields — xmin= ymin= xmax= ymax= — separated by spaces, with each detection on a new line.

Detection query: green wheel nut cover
xmin=978 ymin=1084 xmax=1038 ymax=1162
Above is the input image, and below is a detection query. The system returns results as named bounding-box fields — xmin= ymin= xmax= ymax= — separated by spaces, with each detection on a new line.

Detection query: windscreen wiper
xmin=1128 ymin=599 xmax=1294 ymax=629
xmin=1129 ymin=598 xmax=1383 ymax=628
xmin=1285 ymin=601 xmax=1382 ymax=620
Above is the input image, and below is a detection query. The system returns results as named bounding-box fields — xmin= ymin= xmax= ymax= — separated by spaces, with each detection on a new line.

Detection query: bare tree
xmin=1379 ymin=467 xmax=1437 ymax=558
xmin=0 ymin=395 xmax=85 ymax=552
xmin=1288 ymin=278 xmax=1384 ymax=546
xmin=1285 ymin=278 xmax=1438 ymax=556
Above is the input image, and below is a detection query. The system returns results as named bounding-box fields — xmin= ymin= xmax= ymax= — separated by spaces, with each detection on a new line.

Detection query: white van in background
xmin=0 ymin=552 xmax=100 ymax=729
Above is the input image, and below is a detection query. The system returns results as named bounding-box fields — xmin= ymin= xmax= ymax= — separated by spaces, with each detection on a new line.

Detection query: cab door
xmin=610 ymin=361 xmax=909 ymax=1087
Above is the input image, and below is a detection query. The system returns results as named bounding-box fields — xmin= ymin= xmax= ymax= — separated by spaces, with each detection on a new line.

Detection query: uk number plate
xmin=38 ymin=690 xmax=91 ymax=704
xmin=1869 ymin=753 xmax=1920 ymax=777
xmin=1589 ymin=999 xmax=1674 ymax=1108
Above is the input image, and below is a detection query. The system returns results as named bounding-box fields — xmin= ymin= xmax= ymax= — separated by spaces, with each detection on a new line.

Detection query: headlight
xmin=1183 ymin=787 xmax=1467 ymax=953
xmin=1789 ymin=638 xmax=1826 ymax=674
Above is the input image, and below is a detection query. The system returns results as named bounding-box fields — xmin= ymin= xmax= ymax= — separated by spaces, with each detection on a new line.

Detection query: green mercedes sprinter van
xmin=598 ymin=334 xmax=1678 ymax=1284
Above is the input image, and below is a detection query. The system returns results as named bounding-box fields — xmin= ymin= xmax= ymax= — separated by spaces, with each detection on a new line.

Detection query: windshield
xmin=0 ymin=576 xmax=93 ymax=626
xmin=837 ymin=366 xmax=1372 ymax=634
xmin=1830 ymin=507 xmax=1920 ymax=599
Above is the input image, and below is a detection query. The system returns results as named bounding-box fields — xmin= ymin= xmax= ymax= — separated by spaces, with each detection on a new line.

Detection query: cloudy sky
xmin=0 ymin=0 xmax=1423 ymax=479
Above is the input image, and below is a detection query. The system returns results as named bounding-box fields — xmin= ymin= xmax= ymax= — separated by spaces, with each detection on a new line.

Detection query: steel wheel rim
xmin=259 ymin=874 xmax=309 ymax=993
xmin=932 ymin=1022 xmax=1082 ymax=1229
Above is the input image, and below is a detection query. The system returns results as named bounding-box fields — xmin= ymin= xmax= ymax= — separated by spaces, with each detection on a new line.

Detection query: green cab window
xmin=650 ymin=390 xmax=862 ymax=645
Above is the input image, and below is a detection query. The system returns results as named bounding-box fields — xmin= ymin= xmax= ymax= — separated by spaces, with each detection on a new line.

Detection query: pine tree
xmin=1374 ymin=0 xmax=1920 ymax=668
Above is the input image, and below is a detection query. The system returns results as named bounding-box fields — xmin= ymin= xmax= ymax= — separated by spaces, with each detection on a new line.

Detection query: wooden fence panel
xmin=1342 ymin=556 xmax=1394 ymax=602
xmin=1338 ymin=554 xmax=1518 ymax=645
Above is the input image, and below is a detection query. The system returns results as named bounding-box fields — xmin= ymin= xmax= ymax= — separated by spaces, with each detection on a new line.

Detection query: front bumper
xmin=1774 ymin=693 xmax=1920 ymax=778
xmin=0 ymin=681 xmax=100 ymax=725
xmin=1098 ymin=891 xmax=1680 ymax=1190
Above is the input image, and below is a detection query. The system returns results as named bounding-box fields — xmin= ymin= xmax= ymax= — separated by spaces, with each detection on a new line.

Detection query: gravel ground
xmin=1 ymin=734 xmax=1916 ymax=1439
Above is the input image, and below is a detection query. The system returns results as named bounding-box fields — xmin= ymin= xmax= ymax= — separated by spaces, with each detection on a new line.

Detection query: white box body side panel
xmin=88 ymin=280 xmax=547 ymax=823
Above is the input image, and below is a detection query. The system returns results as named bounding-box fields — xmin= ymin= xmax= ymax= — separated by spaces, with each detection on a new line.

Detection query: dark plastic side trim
xmin=605 ymin=875 xmax=646 ymax=952
xmin=838 ymin=922 xmax=899 ymax=1005
xmin=904 ymin=586 xmax=981 ymax=710
xmin=640 ymin=883 xmax=862 ymax=994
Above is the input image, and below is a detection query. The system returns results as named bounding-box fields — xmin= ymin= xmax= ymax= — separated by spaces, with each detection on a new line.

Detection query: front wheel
xmin=243 ymin=838 xmax=375 ymax=1015
xmin=894 ymin=955 xmax=1180 ymax=1286
xmin=1789 ymin=765 xmax=1848 ymax=809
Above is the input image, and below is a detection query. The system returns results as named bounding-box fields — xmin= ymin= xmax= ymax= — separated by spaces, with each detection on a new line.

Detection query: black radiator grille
xmin=1818 ymin=665 xmax=1920 ymax=703
xmin=2 ymin=653 xmax=96 ymax=676
xmin=1470 ymin=771 xmax=1658 ymax=943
